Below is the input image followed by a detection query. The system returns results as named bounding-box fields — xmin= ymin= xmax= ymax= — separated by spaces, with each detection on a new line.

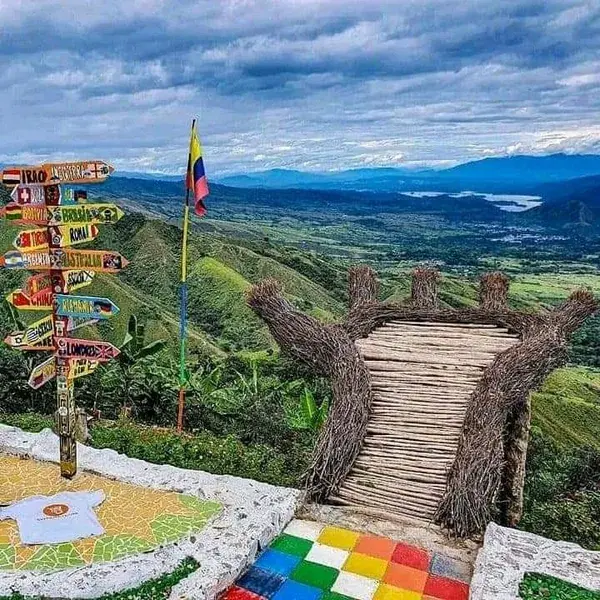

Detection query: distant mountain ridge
xmin=214 ymin=153 xmax=600 ymax=193
xmin=527 ymin=174 xmax=600 ymax=230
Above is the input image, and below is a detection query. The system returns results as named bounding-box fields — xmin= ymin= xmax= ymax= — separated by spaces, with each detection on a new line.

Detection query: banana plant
xmin=285 ymin=386 xmax=329 ymax=431
xmin=117 ymin=315 xmax=167 ymax=415
xmin=119 ymin=315 xmax=167 ymax=366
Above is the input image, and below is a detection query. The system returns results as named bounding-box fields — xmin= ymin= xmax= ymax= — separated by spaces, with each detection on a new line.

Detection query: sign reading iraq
xmin=1 ymin=161 xmax=113 ymax=186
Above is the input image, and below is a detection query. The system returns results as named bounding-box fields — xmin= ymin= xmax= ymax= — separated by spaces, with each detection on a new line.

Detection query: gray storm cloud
xmin=0 ymin=0 xmax=599 ymax=174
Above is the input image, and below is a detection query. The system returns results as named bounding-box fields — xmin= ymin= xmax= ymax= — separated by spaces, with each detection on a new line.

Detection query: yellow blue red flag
xmin=186 ymin=122 xmax=209 ymax=216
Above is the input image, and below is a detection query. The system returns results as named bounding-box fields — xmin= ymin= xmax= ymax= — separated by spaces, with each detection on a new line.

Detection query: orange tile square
xmin=384 ymin=563 xmax=428 ymax=593
xmin=343 ymin=552 xmax=389 ymax=580
xmin=374 ymin=583 xmax=423 ymax=600
xmin=355 ymin=535 xmax=397 ymax=560
xmin=317 ymin=526 xmax=360 ymax=551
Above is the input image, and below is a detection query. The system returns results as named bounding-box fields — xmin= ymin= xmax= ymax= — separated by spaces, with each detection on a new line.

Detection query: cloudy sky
xmin=1 ymin=0 xmax=599 ymax=175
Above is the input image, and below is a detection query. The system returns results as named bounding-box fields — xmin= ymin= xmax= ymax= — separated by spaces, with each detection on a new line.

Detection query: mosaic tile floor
xmin=0 ymin=455 xmax=221 ymax=571
xmin=222 ymin=520 xmax=470 ymax=600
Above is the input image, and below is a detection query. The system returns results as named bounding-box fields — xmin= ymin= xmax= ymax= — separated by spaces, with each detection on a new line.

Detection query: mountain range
xmin=214 ymin=153 xmax=600 ymax=193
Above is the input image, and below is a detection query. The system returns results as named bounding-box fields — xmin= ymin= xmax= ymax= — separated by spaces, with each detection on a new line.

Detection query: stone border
xmin=0 ymin=425 xmax=302 ymax=599
xmin=470 ymin=523 xmax=600 ymax=599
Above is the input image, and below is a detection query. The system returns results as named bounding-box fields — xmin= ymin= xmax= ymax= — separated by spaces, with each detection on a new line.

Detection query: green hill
xmin=0 ymin=210 xmax=344 ymax=356
xmin=531 ymin=367 xmax=600 ymax=451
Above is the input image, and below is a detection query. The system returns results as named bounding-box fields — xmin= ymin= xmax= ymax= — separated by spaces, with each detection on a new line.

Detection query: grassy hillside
xmin=531 ymin=367 xmax=600 ymax=451
xmin=0 ymin=210 xmax=344 ymax=356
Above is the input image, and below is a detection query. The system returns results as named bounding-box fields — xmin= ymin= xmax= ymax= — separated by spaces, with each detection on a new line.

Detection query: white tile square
xmin=305 ymin=543 xmax=350 ymax=569
xmin=332 ymin=571 xmax=379 ymax=600
xmin=284 ymin=519 xmax=324 ymax=541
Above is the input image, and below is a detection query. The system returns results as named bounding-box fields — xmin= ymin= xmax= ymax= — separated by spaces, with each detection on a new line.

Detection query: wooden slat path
xmin=333 ymin=320 xmax=520 ymax=522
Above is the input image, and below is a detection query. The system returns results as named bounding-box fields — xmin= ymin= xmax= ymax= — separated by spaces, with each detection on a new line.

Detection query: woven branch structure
xmin=247 ymin=267 xmax=598 ymax=538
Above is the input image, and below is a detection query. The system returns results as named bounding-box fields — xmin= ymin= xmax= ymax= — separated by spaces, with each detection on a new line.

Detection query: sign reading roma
xmin=1 ymin=161 xmax=113 ymax=186
xmin=55 ymin=338 xmax=120 ymax=361
xmin=13 ymin=225 xmax=100 ymax=250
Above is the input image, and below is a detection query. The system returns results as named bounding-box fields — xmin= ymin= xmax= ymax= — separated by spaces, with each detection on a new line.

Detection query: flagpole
xmin=177 ymin=118 xmax=195 ymax=432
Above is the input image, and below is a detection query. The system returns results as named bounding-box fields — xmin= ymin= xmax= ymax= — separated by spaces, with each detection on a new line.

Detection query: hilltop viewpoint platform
xmin=0 ymin=425 xmax=301 ymax=599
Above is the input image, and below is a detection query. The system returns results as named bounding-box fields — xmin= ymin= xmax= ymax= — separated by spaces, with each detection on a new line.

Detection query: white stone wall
xmin=0 ymin=425 xmax=302 ymax=599
xmin=470 ymin=523 xmax=600 ymax=599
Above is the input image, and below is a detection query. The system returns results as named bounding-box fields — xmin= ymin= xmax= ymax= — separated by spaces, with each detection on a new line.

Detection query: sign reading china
xmin=6 ymin=289 xmax=53 ymax=311
xmin=55 ymin=338 xmax=120 ymax=361
xmin=1 ymin=161 xmax=113 ymax=186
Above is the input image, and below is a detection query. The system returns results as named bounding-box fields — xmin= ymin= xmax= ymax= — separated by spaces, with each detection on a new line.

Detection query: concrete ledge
xmin=470 ymin=523 xmax=600 ymax=599
xmin=0 ymin=425 xmax=302 ymax=599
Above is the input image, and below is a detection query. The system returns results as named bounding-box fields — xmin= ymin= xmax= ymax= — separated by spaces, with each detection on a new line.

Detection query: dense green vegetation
xmin=520 ymin=368 xmax=600 ymax=550
xmin=520 ymin=573 xmax=600 ymax=599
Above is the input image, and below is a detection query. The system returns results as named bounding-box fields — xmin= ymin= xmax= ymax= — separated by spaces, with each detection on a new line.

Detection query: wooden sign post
xmin=1 ymin=162 xmax=124 ymax=478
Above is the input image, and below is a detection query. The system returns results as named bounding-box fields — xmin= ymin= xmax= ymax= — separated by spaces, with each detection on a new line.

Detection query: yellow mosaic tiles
xmin=0 ymin=455 xmax=220 ymax=571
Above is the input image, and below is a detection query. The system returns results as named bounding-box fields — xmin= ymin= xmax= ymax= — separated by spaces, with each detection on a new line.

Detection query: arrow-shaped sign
xmin=23 ymin=271 xmax=95 ymax=297
xmin=2 ymin=203 xmax=123 ymax=226
xmin=4 ymin=315 xmax=53 ymax=348
xmin=13 ymin=224 xmax=100 ymax=250
xmin=55 ymin=295 xmax=119 ymax=320
xmin=28 ymin=356 xmax=57 ymax=390
xmin=10 ymin=184 xmax=88 ymax=206
xmin=55 ymin=338 xmax=120 ymax=362
xmin=0 ymin=249 xmax=128 ymax=272
xmin=66 ymin=317 xmax=99 ymax=332
xmin=69 ymin=359 xmax=100 ymax=380
xmin=6 ymin=288 xmax=53 ymax=311
xmin=1 ymin=161 xmax=113 ymax=187
xmin=27 ymin=357 xmax=101 ymax=389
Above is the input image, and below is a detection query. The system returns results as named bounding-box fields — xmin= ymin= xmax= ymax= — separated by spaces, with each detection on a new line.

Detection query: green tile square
xmin=270 ymin=534 xmax=313 ymax=558
xmin=322 ymin=593 xmax=354 ymax=600
xmin=291 ymin=560 xmax=339 ymax=590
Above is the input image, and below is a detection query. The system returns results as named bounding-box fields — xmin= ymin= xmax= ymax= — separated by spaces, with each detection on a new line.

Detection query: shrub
xmin=520 ymin=428 xmax=600 ymax=550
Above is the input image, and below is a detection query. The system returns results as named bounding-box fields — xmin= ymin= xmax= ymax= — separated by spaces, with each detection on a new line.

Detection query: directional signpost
xmin=13 ymin=224 xmax=100 ymax=250
xmin=1 ymin=159 xmax=124 ymax=478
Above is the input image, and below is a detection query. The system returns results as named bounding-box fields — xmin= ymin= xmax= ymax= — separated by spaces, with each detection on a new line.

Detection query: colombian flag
xmin=186 ymin=122 xmax=209 ymax=216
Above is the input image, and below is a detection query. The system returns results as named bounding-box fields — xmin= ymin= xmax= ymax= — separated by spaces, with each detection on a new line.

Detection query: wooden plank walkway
xmin=333 ymin=320 xmax=520 ymax=522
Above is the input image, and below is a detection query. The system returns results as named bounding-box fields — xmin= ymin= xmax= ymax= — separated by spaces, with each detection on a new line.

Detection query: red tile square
xmin=391 ymin=543 xmax=430 ymax=571
xmin=424 ymin=574 xmax=469 ymax=600
xmin=221 ymin=586 xmax=267 ymax=600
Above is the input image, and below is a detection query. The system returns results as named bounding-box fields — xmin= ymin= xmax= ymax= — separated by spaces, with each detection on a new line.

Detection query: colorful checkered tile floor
xmin=222 ymin=520 xmax=470 ymax=600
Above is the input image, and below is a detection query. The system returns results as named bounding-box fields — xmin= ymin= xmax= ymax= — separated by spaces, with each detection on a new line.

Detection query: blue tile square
xmin=256 ymin=549 xmax=302 ymax=576
xmin=272 ymin=579 xmax=323 ymax=600
xmin=238 ymin=567 xmax=286 ymax=599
